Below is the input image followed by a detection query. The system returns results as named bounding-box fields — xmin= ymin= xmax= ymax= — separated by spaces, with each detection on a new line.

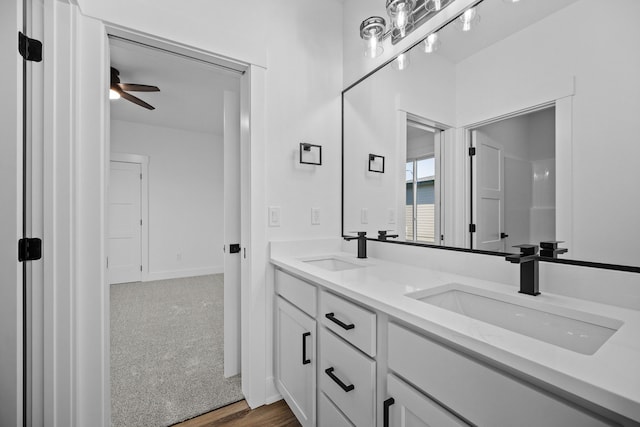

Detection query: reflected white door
xmin=473 ymin=130 xmax=505 ymax=252
xmin=223 ymin=90 xmax=241 ymax=377
xmin=108 ymin=161 xmax=142 ymax=284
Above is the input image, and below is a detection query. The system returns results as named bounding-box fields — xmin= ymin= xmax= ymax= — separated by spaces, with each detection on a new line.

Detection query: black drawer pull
xmin=383 ymin=397 xmax=395 ymax=427
xmin=302 ymin=332 xmax=311 ymax=365
xmin=325 ymin=312 xmax=355 ymax=330
xmin=325 ymin=367 xmax=354 ymax=392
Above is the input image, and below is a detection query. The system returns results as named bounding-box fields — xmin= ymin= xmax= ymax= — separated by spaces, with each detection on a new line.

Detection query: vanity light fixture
xmin=360 ymin=16 xmax=387 ymax=58
xmin=386 ymin=0 xmax=416 ymax=37
xmin=299 ymin=142 xmax=322 ymax=165
xmin=457 ymin=7 xmax=480 ymax=32
xmin=358 ymin=0 xmax=452 ymax=57
xmin=369 ymin=154 xmax=385 ymax=173
xmin=393 ymin=51 xmax=411 ymax=70
xmin=423 ymin=32 xmax=440 ymax=53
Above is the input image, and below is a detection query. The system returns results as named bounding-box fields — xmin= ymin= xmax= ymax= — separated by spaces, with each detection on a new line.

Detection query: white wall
xmin=457 ymin=0 xmax=640 ymax=265
xmin=111 ymin=120 xmax=224 ymax=279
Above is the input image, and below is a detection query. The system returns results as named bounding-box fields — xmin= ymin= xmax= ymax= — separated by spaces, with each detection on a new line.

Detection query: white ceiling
xmin=429 ymin=0 xmax=581 ymax=63
xmin=109 ymin=38 xmax=241 ymax=135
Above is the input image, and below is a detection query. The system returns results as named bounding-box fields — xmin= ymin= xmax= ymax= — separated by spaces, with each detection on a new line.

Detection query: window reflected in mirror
xmin=405 ymin=120 xmax=443 ymax=244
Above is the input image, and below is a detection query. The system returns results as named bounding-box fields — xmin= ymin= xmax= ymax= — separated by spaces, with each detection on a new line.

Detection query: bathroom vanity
xmin=271 ymin=241 xmax=640 ymax=427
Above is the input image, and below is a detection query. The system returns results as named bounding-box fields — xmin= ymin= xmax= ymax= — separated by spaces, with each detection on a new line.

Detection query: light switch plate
xmin=388 ymin=208 xmax=396 ymax=224
xmin=311 ymin=207 xmax=320 ymax=225
xmin=268 ymin=206 xmax=281 ymax=227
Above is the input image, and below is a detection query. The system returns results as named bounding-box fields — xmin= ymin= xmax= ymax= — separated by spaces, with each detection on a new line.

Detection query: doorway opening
xmin=470 ymin=105 xmax=556 ymax=252
xmin=107 ymin=36 xmax=243 ymax=426
xmin=404 ymin=117 xmax=445 ymax=245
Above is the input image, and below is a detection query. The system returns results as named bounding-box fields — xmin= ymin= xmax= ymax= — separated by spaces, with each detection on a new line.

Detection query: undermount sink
xmin=407 ymin=283 xmax=623 ymax=355
xmin=302 ymin=257 xmax=363 ymax=272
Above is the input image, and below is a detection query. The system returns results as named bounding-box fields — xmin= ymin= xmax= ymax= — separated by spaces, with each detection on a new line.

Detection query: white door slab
xmin=108 ymin=161 xmax=142 ymax=284
xmin=223 ymin=90 xmax=241 ymax=377
xmin=473 ymin=130 xmax=505 ymax=252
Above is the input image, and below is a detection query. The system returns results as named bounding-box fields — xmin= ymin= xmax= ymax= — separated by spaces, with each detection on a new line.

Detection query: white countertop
xmin=270 ymin=242 xmax=640 ymax=423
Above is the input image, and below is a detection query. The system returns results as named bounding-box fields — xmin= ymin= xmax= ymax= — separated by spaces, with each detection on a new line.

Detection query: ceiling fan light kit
xmin=110 ymin=67 xmax=160 ymax=110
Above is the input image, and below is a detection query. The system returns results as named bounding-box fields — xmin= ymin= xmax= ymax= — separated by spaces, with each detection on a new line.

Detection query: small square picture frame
xmin=300 ymin=143 xmax=322 ymax=165
xmin=368 ymin=154 xmax=385 ymax=173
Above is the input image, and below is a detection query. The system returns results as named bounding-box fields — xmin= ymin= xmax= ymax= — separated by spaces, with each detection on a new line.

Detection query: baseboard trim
xmin=145 ymin=266 xmax=223 ymax=281
xmin=265 ymin=376 xmax=281 ymax=405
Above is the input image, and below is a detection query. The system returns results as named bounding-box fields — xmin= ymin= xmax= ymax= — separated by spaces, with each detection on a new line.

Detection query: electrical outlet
xmin=269 ymin=206 xmax=281 ymax=227
xmin=361 ymin=208 xmax=368 ymax=224
xmin=311 ymin=207 xmax=320 ymax=225
xmin=177 ymin=252 xmax=182 ymax=261
xmin=388 ymin=208 xmax=396 ymax=224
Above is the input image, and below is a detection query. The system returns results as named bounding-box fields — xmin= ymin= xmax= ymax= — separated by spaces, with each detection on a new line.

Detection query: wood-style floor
xmin=172 ymin=400 xmax=301 ymax=427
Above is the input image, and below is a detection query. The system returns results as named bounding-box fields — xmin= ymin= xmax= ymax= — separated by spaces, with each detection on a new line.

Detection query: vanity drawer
xmin=388 ymin=323 xmax=615 ymax=427
xmin=320 ymin=328 xmax=375 ymax=427
xmin=276 ymin=269 xmax=317 ymax=317
xmin=318 ymin=392 xmax=354 ymax=427
xmin=320 ymin=290 xmax=376 ymax=356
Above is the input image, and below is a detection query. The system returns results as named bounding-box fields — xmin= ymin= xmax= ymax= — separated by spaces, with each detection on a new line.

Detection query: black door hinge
xmin=229 ymin=243 xmax=241 ymax=254
xmin=18 ymin=238 xmax=42 ymax=262
xmin=468 ymin=147 xmax=476 ymax=156
xmin=18 ymin=32 xmax=43 ymax=62
xmin=469 ymin=224 xmax=476 ymax=233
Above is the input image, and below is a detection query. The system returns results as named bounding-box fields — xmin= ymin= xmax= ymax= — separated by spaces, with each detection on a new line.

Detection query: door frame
xmin=41 ymin=4 xmax=269 ymax=425
xmin=397 ymin=111 xmax=447 ymax=244
xmin=463 ymin=99 xmax=573 ymax=251
xmin=109 ymin=153 xmax=149 ymax=283
xmin=0 ymin=0 xmax=24 ymax=425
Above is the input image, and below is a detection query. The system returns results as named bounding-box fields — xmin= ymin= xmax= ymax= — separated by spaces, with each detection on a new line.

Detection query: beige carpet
xmin=110 ymin=274 xmax=243 ymax=427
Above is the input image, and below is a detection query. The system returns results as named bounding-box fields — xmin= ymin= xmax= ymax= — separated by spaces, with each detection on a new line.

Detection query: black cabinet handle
xmin=325 ymin=312 xmax=355 ymax=330
xmin=302 ymin=332 xmax=311 ymax=365
xmin=500 ymin=232 xmax=509 ymax=239
xmin=383 ymin=397 xmax=395 ymax=427
xmin=324 ymin=367 xmax=354 ymax=392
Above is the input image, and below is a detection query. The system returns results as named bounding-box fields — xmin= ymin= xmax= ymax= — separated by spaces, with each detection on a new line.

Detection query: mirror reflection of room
xmin=405 ymin=119 xmax=444 ymax=245
xmin=343 ymin=0 xmax=640 ymax=267
xmin=471 ymin=107 xmax=556 ymax=253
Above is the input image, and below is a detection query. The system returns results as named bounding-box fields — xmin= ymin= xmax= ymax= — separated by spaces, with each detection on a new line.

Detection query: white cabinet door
xmin=386 ymin=374 xmax=468 ymax=427
xmin=275 ymin=297 xmax=316 ymax=427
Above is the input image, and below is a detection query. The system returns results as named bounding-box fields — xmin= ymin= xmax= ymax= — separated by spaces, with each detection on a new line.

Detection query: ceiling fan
xmin=110 ymin=67 xmax=160 ymax=110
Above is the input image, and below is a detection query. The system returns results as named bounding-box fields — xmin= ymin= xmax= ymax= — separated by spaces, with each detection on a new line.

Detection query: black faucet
xmin=539 ymin=240 xmax=568 ymax=258
xmin=377 ymin=230 xmax=399 ymax=241
xmin=344 ymin=232 xmax=367 ymax=259
xmin=505 ymin=244 xmax=540 ymax=296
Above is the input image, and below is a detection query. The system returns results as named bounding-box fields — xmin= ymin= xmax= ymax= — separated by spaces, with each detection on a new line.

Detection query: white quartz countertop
xmin=270 ymin=243 xmax=640 ymax=423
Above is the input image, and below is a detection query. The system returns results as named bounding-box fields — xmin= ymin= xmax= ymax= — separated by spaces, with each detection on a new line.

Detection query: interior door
xmin=223 ymin=90 xmax=241 ymax=377
xmin=108 ymin=161 xmax=142 ymax=284
xmin=0 ymin=0 xmax=24 ymax=424
xmin=472 ymin=130 xmax=506 ymax=252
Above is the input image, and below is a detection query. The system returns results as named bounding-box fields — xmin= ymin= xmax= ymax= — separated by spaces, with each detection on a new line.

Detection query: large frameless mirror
xmin=343 ymin=0 xmax=640 ymax=268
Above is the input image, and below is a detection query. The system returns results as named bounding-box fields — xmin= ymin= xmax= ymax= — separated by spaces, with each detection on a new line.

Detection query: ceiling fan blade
xmin=120 ymin=91 xmax=155 ymax=110
xmin=119 ymin=83 xmax=160 ymax=92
